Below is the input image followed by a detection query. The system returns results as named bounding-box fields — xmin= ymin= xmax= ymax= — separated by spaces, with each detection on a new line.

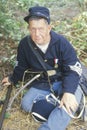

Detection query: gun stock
xmin=0 ymin=85 xmax=12 ymax=130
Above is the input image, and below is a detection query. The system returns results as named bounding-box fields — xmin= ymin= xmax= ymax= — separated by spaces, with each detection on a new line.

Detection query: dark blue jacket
xmin=10 ymin=31 xmax=82 ymax=94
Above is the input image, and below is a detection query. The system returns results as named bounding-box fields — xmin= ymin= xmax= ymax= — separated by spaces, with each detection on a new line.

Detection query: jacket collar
xmin=50 ymin=30 xmax=60 ymax=46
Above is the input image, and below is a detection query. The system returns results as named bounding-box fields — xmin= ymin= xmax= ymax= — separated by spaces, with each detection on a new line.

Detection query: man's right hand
xmin=2 ymin=77 xmax=11 ymax=86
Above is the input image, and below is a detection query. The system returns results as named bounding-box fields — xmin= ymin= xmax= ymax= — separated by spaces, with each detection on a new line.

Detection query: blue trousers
xmin=21 ymin=82 xmax=82 ymax=130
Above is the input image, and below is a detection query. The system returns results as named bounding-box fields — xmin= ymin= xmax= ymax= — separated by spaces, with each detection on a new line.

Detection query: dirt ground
xmin=0 ymin=1 xmax=87 ymax=130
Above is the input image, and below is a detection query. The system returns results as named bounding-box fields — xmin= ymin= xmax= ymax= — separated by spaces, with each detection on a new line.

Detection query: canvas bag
xmin=31 ymin=94 xmax=58 ymax=122
xmin=79 ymin=64 xmax=87 ymax=96
xmin=79 ymin=64 xmax=87 ymax=121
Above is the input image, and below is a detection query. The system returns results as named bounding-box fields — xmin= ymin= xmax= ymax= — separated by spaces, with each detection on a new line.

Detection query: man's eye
xmin=30 ymin=28 xmax=35 ymax=33
xmin=39 ymin=28 xmax=43 ymax=30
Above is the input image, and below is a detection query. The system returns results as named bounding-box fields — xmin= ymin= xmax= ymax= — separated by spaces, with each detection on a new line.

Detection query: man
xmin=2 ymin=6 xmax=83 ymax=130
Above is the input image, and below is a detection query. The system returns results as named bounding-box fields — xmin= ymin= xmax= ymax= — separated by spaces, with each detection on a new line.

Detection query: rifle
xmin=0 ymin=85 xmax=12 ymax=130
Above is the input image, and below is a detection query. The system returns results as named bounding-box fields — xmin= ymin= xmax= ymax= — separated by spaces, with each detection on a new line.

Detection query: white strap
xmin=7 ymin=74 xmax=40 ymax=110
xmin=46 ymin=91 xmax=85 ymax=119
xmin=32 ymin=112 xmax=47 ymax=122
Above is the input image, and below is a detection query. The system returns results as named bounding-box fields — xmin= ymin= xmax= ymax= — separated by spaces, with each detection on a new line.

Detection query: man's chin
xmin=35 ymin=41 xmax=43 ymax=45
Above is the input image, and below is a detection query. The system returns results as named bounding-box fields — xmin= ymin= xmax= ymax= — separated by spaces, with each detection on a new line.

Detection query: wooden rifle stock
xmin=0 ymin=85 xmax=12 ymax=130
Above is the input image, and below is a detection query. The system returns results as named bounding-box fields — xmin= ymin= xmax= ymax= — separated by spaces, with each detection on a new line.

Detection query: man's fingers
xmin=59 ymin=100 xmax=63 ymax=108
xmin=59 ymin=102 xmax=72 ymax=114
xmin=2 ymin=82 xmax=11 ymax=87
xmin=70 ymin=103 xmax=78 ymax=112
xmin=59 ymin=99 xmax=78 ymax=114
xmin=2 ymin=77 xmax=8 ymax=83
xmin=2 ymin=77 xmax=11 ymax=86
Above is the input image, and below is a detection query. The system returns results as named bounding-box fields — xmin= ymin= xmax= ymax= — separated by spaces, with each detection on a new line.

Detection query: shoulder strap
xmin=27 ymin=36 xmax=61 ymax=78
xmin=27 ymin=36 xmax=62 ymax=94
xmin=27 ymin=36 xmax=47 ymax=72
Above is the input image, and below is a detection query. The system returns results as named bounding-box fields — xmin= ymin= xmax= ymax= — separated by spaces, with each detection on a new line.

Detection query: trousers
xmin=21 ymin=81 xmax=82 ymax=130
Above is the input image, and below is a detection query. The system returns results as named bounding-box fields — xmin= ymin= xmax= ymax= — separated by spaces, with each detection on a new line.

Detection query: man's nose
xmin=35 ymin=29 xmax=40 ymax=36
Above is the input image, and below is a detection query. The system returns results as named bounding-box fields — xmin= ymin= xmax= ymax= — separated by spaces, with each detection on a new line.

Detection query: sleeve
xmin=10 ymin=40 xmax=29 ymax=85
xmin=60 ymin=37 xmax=82 ymax=94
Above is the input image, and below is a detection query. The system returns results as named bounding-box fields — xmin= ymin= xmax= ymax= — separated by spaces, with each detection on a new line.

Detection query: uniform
xmin=10 ymin=31 xmax=82 ymax=94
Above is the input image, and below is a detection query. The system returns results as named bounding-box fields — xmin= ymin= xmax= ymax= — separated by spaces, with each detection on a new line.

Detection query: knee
xmin=21 ymin=97 xmax=31 ymax=112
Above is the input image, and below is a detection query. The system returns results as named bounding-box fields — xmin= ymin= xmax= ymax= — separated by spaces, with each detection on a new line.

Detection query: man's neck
xmin=36 ymin=42 xmax=49 ymax=53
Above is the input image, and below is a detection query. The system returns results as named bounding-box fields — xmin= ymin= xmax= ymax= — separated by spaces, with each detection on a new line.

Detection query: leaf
xmin=5 ymin=112 xmax=10 ymax=119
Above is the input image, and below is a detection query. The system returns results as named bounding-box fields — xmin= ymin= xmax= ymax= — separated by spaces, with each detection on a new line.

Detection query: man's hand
xmin=59 ymin=93 xmax=78 ymax=114
xmin=2 ymin=77 xmax=11 ymax=86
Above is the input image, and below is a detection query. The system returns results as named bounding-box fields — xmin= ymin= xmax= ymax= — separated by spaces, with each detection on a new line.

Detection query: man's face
xmin=28 ymin=19 xmax=51 ymax=45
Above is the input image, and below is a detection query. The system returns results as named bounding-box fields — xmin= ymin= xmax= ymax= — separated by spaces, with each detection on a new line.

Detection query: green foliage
xmin=78 ymin=0 xmax=87 ymax=11
xmin=0 ymin=0 xmax=22 ymax=40
xmin=5 ymin=112 xmax=10 ymax=119
xmin=2 ymin=54 xmax=16 ymax=67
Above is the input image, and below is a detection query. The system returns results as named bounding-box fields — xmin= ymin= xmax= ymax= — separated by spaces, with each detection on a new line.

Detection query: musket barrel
xmin=0 ymin=85 xmax=12 ymax=130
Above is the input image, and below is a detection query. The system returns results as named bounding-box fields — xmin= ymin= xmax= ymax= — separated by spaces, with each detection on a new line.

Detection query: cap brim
xmin=24 ymin=14 xmax=49 ymax=23
xmin=24 ymin=15 xmax=30 ymax=23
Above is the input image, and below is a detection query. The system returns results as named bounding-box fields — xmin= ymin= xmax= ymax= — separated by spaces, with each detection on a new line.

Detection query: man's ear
xmin=27 ymin=24 xmax=29 ymax=29
xmin=48 ymin=24 xmax=52 ymax=32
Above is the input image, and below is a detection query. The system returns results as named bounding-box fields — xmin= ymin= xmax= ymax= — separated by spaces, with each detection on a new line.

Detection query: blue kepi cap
xmin=24 ymin=6 xmax=50 ymax=24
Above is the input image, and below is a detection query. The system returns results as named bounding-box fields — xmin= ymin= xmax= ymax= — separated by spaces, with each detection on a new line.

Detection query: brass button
xmin=44 ymin=59 xmax=47 ymax=62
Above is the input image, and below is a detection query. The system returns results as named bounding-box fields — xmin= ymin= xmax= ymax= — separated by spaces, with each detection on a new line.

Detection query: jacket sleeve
xmin=60 ymin=37 xmax=82 ymax=94
xmin=10 ymin=40 xmax=29 ymax=85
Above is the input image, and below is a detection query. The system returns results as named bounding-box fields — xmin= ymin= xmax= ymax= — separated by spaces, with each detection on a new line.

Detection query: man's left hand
xmin=59 ymin=93 xmax=78 ymax=114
